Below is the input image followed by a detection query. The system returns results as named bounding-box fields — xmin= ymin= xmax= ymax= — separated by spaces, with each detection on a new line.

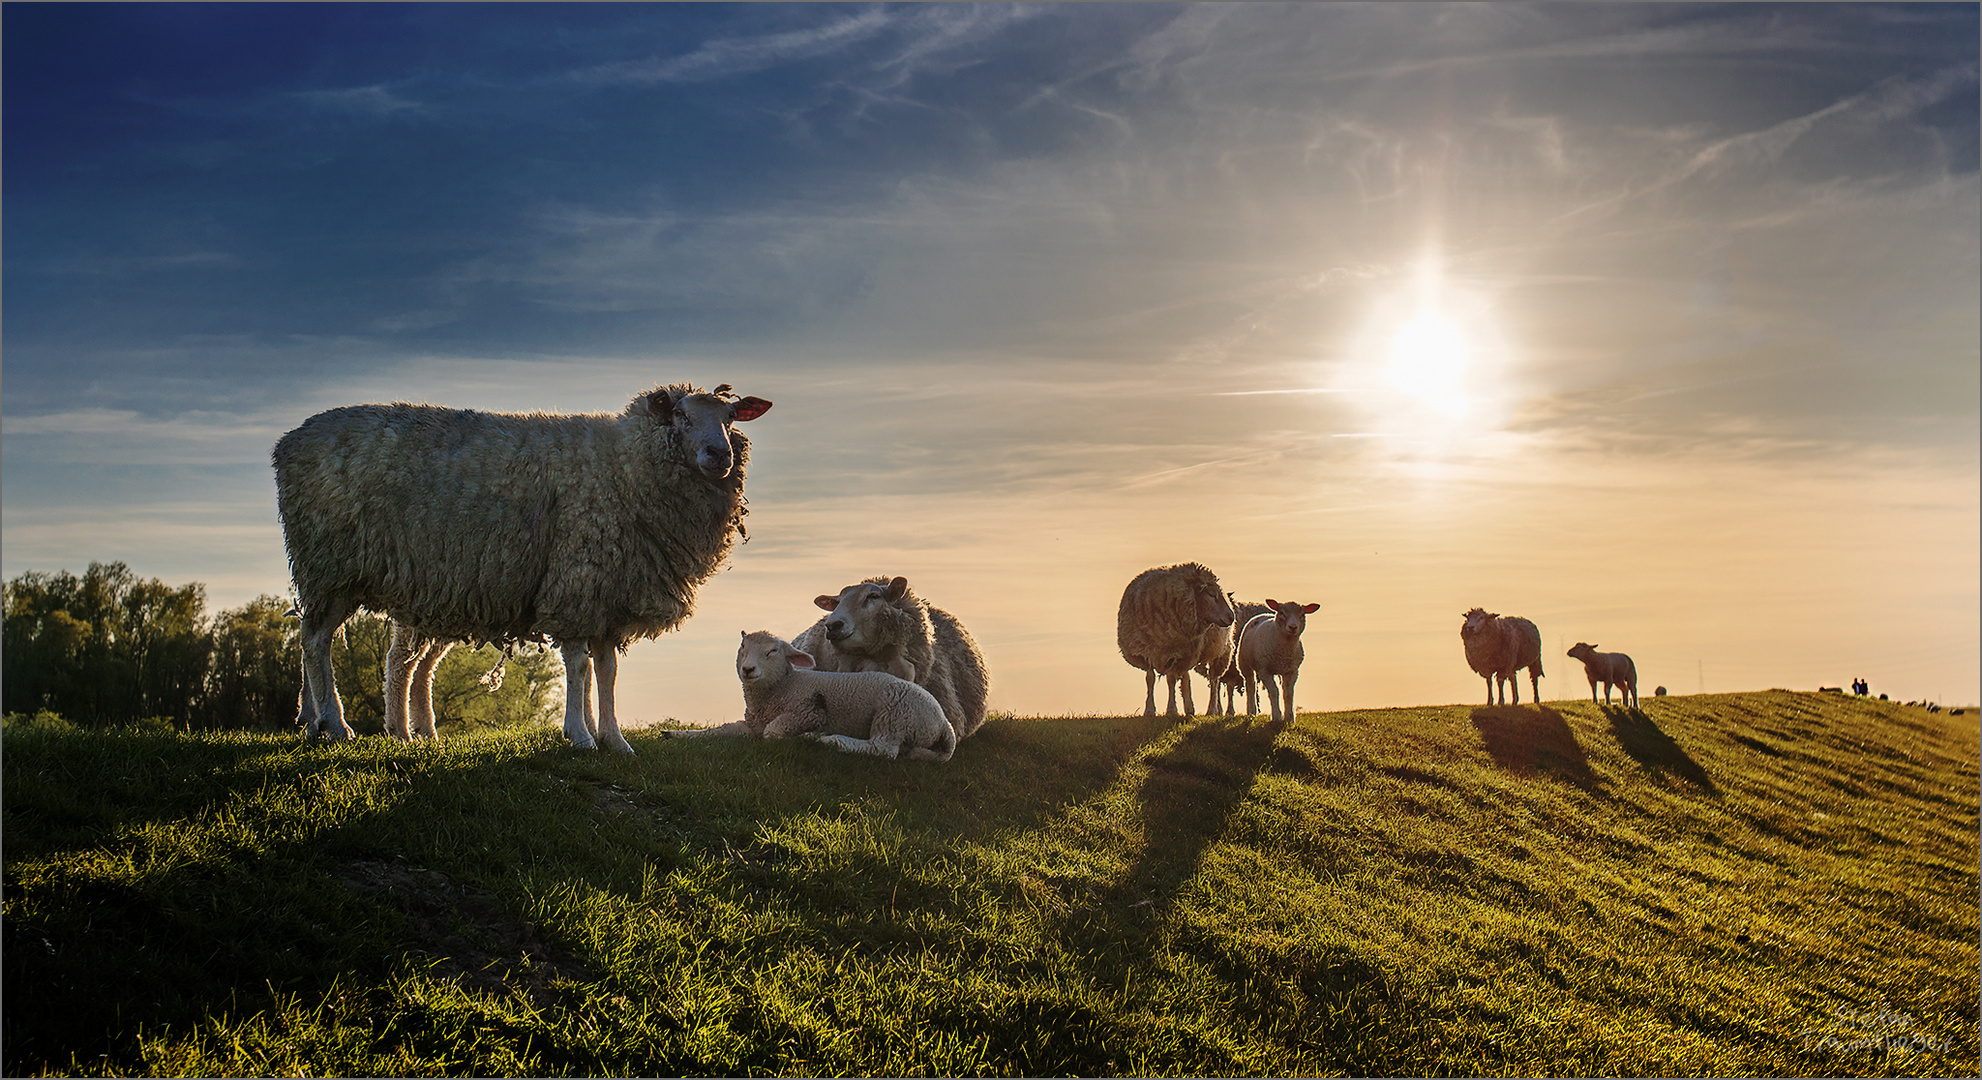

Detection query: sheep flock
xmin=272 ymin=380 xmax=1861 ymax=760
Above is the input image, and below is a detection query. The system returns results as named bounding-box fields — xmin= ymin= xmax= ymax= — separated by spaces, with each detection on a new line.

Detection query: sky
xmin=4 ymin=2 xmax=1977 ymax=725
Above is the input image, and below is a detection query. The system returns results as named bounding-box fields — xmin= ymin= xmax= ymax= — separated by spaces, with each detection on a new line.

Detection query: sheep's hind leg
xmin=409 ymin=638 xmax=452 ymax=740
xmin=300 ymin=597 xmax=355 ymax=741
xmin=384 ymin=623 xmax=419 ymax=741
xmin=559 ymin=641 xmax=598 ymax=750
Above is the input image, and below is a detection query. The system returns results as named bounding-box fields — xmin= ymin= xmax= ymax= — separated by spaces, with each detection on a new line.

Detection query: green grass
xmin=4 ymin=691 xmax=1976 ymax=1076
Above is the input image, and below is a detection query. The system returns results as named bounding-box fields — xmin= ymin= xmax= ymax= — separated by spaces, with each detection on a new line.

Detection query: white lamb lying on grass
xmin=733 ymin=631 xmax=957 ymax=762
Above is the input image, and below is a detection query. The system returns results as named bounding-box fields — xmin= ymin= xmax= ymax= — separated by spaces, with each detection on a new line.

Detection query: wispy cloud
xmin=576 ymin=9 xmax=894 ymax=85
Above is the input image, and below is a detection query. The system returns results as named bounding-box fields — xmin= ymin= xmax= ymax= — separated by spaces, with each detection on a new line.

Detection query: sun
xmin=1386 ymin=307 xmax=1471 ymax=417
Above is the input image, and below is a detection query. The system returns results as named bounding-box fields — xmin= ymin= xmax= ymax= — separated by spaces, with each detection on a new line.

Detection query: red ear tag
xmin=731 ymin=397 xmax=773 ymax=421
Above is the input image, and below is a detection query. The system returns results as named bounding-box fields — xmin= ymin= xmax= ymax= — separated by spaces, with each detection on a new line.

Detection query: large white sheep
xmin=791 ymin=575 xmax=990 ymax=739
xmin=1237 ymin=599 xmax=1319 ymax=722
xmin=1197 ymin=596 xmax=1269 ymax=716
xmin=1117 ymin=562 xmax=1236 ymax=717
xmin=1567 ymin=642 xmax=1639 ymax=708
xmin=273 ymin=383 xmax=771 ymax=752
xmin=1460 ymin=607 xmax=1544 ymax=706
xmin=735 ymin=631 xmax=955 ymax=762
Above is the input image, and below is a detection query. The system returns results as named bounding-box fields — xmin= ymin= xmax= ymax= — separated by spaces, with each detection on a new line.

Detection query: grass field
xmin=4 ymin=690 xmax=1976 ymax=1077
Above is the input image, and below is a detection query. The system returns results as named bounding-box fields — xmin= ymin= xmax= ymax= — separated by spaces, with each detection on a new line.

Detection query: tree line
xmin=2 ymin=562 xmax=560 ymax=734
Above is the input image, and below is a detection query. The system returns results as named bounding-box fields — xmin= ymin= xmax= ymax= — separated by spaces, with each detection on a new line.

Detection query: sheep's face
xmin=1567 ymin=642 xmax=1598 ymax=663
xmin=815 ymin=576 xmax=909 ymax=648
xmin=649 ymin=388 xmax=773 ymax=479
xmin=1195 ymin=582 xmax=1236 ymax=628
xmin=737 ymin=630 xmax=812 ymax=686
xmin=1266 ymin=599 xmax=1319 ymax=637
xmin=1460 ymin=607 xmax=1496 ymax=639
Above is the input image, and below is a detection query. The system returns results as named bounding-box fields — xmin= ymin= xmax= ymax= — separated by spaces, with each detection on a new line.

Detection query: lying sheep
xmin=1460 ymin=607 xmax=1544 ymax=706
xmin=1117 ymin=562 xmax=1236 ymax=717
xmin=735 ymin=630 xmax=955 ymax=762
xmin=1567 ymin=642 xmax=1638 ymax=709
xmin=792 ymin=575 xmax=990 ymax=739
xmin=1197 ymin=596 xmax=1269 ymax=716
xmin=1654 ymin=686 xmax=1668 ymax=697
xmin=273 ymin=382 xmax=771 ymax=752
xmin=1238 ymin=600 xmax=1319 ymax=722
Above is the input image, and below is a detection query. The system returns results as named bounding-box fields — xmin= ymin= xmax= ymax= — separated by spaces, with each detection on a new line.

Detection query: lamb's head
xmin=1264 ymin=598 xmax=1319 ymax=637
xmin=814 ymin=575 xmax=909 ymax=648
xmin=1567 ymin=642 xmax=1598 ymax=663
xmin=641 ymin=385 xmax=773 ymax=479
xmin=1460 ymin=607 xmax=1497 ymax=639
xmin=737 ymin=630 xmax=813 ymax=688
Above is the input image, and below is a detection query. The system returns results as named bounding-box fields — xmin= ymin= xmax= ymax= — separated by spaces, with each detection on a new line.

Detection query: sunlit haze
xmin=5 ymin=3 xmax=1977 ymax=724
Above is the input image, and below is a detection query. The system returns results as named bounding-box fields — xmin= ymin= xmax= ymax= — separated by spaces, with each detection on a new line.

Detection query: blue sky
xmin=6 ymin=3 xmax=1978 ymax=721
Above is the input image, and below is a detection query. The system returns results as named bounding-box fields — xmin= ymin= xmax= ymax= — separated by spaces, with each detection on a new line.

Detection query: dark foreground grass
xmin=4 ymin=691 xmax=1976 ymax=1076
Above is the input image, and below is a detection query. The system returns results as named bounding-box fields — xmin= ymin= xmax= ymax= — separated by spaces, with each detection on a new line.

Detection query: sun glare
xmin=1386 ymin=308 xmax=1471 ymax=417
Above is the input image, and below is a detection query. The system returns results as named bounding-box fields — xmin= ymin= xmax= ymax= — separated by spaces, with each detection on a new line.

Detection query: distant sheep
xmin=1566 ymin=643 xmax=1638 ymax=709
xmin=1238 ymin=599 xmax=1319 ymax=722
xmin=1117 ymin=563 xmax=1236 ymax=717
xmin=1654 ymin=686 xmax=1668 ymax=697
xmin=274 ymin=382 xmax=771 ymax=753
xmin=1819 ymin=687 xmax=1844 ymax=694
xmin=1460 ymin=607 xmax=1543 ymax=706
xmin=1197 ymin=597 xmax=1269 ymax=716
xmin=735 ymin=631 xmax=955 ymax=762
xmin=792 ymin=575 xmax=990 ymax=739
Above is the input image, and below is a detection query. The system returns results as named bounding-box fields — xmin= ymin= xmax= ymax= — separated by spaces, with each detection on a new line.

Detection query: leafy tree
xmin=204 ymin=596 xmax=303 ymax=732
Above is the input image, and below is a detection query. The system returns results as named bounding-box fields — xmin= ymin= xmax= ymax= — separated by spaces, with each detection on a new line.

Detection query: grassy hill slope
xmin=4 ymin=691 xmax=1976 ymax=1076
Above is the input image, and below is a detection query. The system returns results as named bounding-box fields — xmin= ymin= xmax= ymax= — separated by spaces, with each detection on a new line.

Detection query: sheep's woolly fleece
xmin=274 ymin=383 xmax=753 ymax=646
xmin=794 ymin=576 xmax=991 ymax=740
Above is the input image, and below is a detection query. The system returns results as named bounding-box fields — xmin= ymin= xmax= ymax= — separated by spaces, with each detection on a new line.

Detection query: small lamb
xmin=1567 ymin=642 xmax=1639 ymax=709
xmin=1238 ymin=599 xmax=1319 ymax=722
xmin=735 ymin=631 xmax=956 ymax=762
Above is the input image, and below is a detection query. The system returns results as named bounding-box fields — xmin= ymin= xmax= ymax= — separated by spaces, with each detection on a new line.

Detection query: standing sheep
xmin=1237 ymin=599 xmax=1319 ymax=722
xmin=1117 ymin=563 xmax=1236 ymax=718
xmin=791 ymin=575 xmax=990 ymax=739
xmin=274 ymin=382 xmax=772 ymax=752
xmin=1460 ymin=607 xmax=1544 ymax=706
xmin=1567 ymin=642 xmax=1639 ymax=709
xmin=735 ymin=631 xmax=955 ymax=762
xmin=1197 ymin=596 xmax=1269 ymax=715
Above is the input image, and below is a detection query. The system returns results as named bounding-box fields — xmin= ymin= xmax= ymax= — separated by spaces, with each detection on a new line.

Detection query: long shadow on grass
xmin=1113 ymin=714 xmax=1284 ymax=910
xmin=1605 ymin=706 xmax=1719 ymax=796
xmin=1470 ymin=706 xmax=1600 ymax=792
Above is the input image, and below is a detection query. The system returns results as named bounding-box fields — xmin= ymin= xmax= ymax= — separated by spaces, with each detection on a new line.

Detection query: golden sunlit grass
xmin=3 ymin=691 xmax=1976 ymax=1076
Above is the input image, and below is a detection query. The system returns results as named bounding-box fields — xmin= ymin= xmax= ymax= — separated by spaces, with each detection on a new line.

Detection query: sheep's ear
xmin=787 ymin=647 xmax=816 ymax=669
xmin=1302 ymin=603 xmax=1319 ymax=613
xmin=1264 ymin=598 xmax=1279 ymax=608
xmin=646 ymin=388 xmax=675 ymax=421
xmin=814 ymin=594 xmax=838 ymax=611
xmin=886 ymin=576 xmax=909 ymax=601
xmin=731 ymin=396 xmax=772 ymax=421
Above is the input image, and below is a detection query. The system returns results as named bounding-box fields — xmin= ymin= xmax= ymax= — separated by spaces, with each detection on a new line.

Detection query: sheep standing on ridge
xmin=792 ymin=575 xmax=990 ymax=739
xmin=1198 ymin=596 xmax=1269 ymax=715
xmin=1238 ymin=599 xmax=1319 ymax=722
xmin=1567 ymin=642 xmax=1639 ymax=709
xmin=274 ymin=383 xmax=771 ymax=752
xmin=1117 ymin=563 xmax=1236 ymax=717
xmin=1460 ymin=607 xmax=1544 ymax=706
xmin=736 ymin=631 xmax=955 ymax=762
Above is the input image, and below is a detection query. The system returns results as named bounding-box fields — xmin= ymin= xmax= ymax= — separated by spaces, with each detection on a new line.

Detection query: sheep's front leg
xmin=1180 ymin=671 xmax=1197 ymax=718
xmin=560 ymin=641 xmax=598 ymax=750
xmin=1143 ymin=668 xmax=1158 ymax=717
xmin=816 ymin=733 xmax=900 ymax=759
xmin=1279 ymin=672 xmax=1298 ymax=722
xmin=299 ymin=597 xmax=354 ymax=741
xmin=590 ymin=641 xmax=634 ymax=754
xmin=1244 ymin=673 xmax=1259 ymax=717
xmin=1264 ymin=675 xmax=1283 ymax=723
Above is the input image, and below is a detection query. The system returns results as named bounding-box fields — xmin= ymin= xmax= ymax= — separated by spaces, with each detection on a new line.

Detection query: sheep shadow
xmin=1469 ymin=705 xmax=1600 ymax=792
xmin=1114 ymin=715 xmax=1283 ymax=911
xmin=1605 ymin=706 xmax=1719 ymax=796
